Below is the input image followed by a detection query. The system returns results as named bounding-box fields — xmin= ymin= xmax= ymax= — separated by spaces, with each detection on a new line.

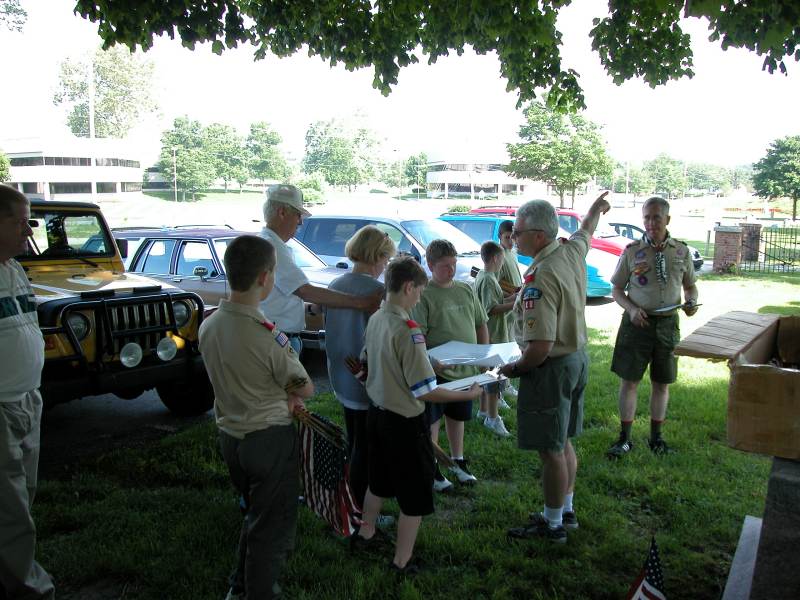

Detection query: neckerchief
xmin=642 ymin=231 xmax=670 ymax=285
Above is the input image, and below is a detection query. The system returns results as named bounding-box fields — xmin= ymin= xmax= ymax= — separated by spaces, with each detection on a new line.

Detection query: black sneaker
xmin=349 ymin=526 xmax=394 ymax=553
xmin=648 ymin=437 xmax=673 ymax=455
xmin=606 ymin=436 xmax=633 ymax=459
xmin=433 ymin=463 xmax=454 ymax=492
xmin=507 ymin=513 xmax=567 ymax=544
xmin=528 ymin=510 xmax=579 ymax=531
xmin=388 ymin=556 xmax=422 ymax=576
xmin=448 ymin=458 xmax=478 ymax=485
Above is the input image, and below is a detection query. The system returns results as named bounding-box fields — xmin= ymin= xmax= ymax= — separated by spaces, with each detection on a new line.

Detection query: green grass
xmin=685 ymin=239 xmax=715 ymax=258
xmin=35 ymin=276 xmax=800 ymax=599
xmin=144 ymin=189 xmax=264 ymax=203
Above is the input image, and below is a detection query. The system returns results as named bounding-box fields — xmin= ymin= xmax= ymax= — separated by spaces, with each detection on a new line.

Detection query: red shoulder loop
xmin=261 ymin=320 xmax=275 ymax=331
xmin=406 ymin=319 xmax=419 ymax=329
xmin=524 ymin=273 xmax=536 ymax=284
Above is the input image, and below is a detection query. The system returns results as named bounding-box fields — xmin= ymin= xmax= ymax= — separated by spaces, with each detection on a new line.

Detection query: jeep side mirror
xmin=193 ymin=266 xmax=209 ymax=279
xmin=115 ymin=238 xmax=128 ymax=259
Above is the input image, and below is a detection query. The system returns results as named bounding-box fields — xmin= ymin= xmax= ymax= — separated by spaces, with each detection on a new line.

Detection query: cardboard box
xmin=675 ymin=311 xmax=800 ymax=459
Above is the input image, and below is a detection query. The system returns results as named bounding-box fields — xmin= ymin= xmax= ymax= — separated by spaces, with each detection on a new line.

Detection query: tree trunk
xmin=793 ymin=196 xmax=797 ymax=221
xmin=570 ymin=187 xmax=576 ymax=209
xmin=181 ymin=190 xmax=186 ymax=202
xmin=558 ymin=191 xmax=565 ymax=208
xmin=224 ymin=180 xmax=228 ymax=192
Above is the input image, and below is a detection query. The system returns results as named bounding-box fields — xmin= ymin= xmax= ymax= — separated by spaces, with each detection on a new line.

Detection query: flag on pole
xmin=626 ymin=536 xmax=667 ymax=600
xmin=296 ymin=409 xmax=360 ymax=537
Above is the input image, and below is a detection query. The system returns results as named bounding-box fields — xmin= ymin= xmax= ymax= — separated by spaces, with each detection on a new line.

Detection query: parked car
xmin=294 ymin=215 xmax=484 ymax=282
xmin=467 ymin=205 xmax=632 ymax=255
xmin=19 ymin=200 xmax=212 ymax=416
xmin=113 ymin=226 xmax=341 ymax=350
xmin=608 ymin=222 xmax=704 ymax=271
xmin=439 ymin=214 xmax=616 ymax=297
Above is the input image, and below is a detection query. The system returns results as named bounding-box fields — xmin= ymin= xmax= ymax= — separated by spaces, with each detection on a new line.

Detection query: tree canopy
xmin=74 ymin=1 xmax=800 ymax=110
xmin=302 ymin=119 xmax=378 ymax=189
xmin=246 ymin=122 xmax=289 ymax=183
xmin=507 ymin=101 xmax=612 ymax=208
xmin=0 ymin=151 xmax=10 ymax=183
xmin=0 ymin=0 xmax=25 ymax=31
xmin=753 ymin=135 xmax=800 ymax=221
xmin=158 ymin=117 xmax=217 ymax=200
xmin=53 ymin=46 xmax=158 ymax=138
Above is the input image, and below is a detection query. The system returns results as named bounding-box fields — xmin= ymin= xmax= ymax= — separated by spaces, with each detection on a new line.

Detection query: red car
xmin=468 ymin=205 xmax=629 ymax=256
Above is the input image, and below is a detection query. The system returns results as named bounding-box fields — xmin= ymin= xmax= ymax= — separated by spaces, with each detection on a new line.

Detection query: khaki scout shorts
xmin=517 ymin=350 xmax=589 ymax=452
xmin=611 ymin=312 xmax=680 ymax=384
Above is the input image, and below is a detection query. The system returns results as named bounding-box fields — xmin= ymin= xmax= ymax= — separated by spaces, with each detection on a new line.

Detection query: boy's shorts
xmin=426 ymin=375 xmax=473 ymax=424
xmin=367 ymin=405 xmax=435 ymax=517
xmin=610 ymin=312 xmax=680 ymax=384
xmin=517 ymin=350 xmax=588 ymax=452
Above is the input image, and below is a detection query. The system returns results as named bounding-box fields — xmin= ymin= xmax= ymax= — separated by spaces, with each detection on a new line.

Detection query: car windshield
xmin=401 ymin=219 xmax=481 ymax=255
xmin=213 ymin=237 xmax=326 ymax=271
xmin=23 ymin=210 xmax=113 ymax=259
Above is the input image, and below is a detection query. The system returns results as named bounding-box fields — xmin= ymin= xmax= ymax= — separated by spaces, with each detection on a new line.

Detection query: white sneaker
xmin=505 ymin=384 xmax=518 ymax=398
xmin=484 ymin=416 xmax=511 ymax=438
xmin=448 ymin=458 xmax=478 ymax=484
xmin=498 ymin=398 xmax=511 ymax=410
xmin=476 ymin=409 xmax=488 ymax=419
xmin=433 ymin=472 xmax=454 ymax=492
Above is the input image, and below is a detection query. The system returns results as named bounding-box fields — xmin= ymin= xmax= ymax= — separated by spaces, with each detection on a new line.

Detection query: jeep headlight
xmin=66 ymin=313 xmax=90 ymax=340
xmin=172 ymin=300 xmax=191 ymax=327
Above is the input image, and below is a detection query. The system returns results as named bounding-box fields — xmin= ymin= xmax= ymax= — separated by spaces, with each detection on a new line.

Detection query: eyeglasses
xmin=511 ymin=227 xmax=542 ymax=239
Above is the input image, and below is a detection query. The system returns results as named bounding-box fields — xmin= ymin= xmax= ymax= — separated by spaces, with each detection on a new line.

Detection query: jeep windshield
xmin=400 ymin=219 xmax=481 ymax=255
xmin=22 ymin=210 xmax=114 ymax=260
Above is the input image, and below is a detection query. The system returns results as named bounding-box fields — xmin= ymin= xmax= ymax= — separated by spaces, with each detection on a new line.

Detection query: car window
xmin=445 ymin=219 xmax=495 ymax=244
xmin=401 ymin=219 xmax=481 ymax=254
xmin=213 ymin=239 xmax=231 ymax=271
xmin=138 ymin=239 xmax=176 ymax=274
xmin=26 ymin=211 xmax=112 ymax=258
xmin=119 ymin=237 xmax=145 ymax=269
xmin=287 ymin=238 xmax=327 ymax=268
xmin=558 ymin=214 xmax=579 ymax=234
xmin=303 ymin=219 xmax=361 ymax=257
xmin=374 ymin=223 xmax=412 ymax=253
xmin=176 ymin=241 xmax=218 ymax=277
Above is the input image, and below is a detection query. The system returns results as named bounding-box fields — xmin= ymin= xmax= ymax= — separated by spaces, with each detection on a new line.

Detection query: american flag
xmin=626 ymin=536 xmax=667 ymax=600
xmin=297 ymin=410 xmax=360 ymax=537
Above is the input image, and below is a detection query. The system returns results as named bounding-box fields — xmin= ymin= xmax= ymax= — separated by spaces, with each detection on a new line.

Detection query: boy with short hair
xmin=498 ymin=219 xmax=523 ymax=399
xmin=352 ymin=256 xmax=481 ymax=574
xmin=199 ymin=234 xmax=314 ymax=600
xmin=474 ymin=240 xmax=516 ymax=437
xmin=412 ymin=239 xmax=489 ymax=491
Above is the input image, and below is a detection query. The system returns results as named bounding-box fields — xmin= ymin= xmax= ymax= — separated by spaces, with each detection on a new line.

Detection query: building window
xmin=97 ymin=182 xmax=117 ymax=193
xmin=121 ymin=182 xmax=142 ymax=192
xmin=22 ymin=182 xmax=41 ymax=194
xmin=502 ymin=184 xmax=519 ymax=194
xmin=10 ymin=156 xmax=44 ymax=167
xmin=43 ymin=157 xmax=92 ymax=166
xmin=49 ymin=182 xmax=92 ymax=194
xmin=96 ymin=158 xmax=140 ymax=168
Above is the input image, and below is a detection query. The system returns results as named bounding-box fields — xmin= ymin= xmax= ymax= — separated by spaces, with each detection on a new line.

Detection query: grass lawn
xmin=35 ymin=274 xmax=800 ymax=599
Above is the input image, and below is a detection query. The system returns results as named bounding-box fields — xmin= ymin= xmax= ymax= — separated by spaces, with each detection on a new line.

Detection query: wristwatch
xmin=510 ymin=362 xmax=520 ymax=376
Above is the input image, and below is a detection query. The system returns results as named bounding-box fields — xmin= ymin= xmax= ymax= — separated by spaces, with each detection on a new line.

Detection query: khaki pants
xmin=0 ymin=390 xmax=55 ymax=600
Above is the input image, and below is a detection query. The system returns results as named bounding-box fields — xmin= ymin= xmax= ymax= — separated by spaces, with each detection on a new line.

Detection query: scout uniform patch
xmin=262 ymin=319 xmax=292 ymax=350
xmin=407 ymin=318 xmax=426 ymax=344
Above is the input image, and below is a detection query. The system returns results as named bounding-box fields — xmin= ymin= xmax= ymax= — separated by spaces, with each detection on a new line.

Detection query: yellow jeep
xmin=19 ymin=200 xmax=213 ymax=416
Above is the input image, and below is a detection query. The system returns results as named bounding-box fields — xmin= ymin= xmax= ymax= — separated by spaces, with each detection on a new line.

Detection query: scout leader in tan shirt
xmin=606 ymin=196 xmax=699 ymax=460
xmin=499 ymin=193 xmax=610 ymax=543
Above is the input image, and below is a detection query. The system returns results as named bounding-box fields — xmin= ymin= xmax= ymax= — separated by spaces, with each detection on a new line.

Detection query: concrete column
xmin=739 ymin=223 xmax=762 ymax=262
xmin=713 ymin=226 xmax=743 ymax=273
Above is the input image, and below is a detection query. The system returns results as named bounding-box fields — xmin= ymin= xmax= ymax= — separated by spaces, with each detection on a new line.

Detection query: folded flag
xmin=296 ymin=409 xmax=360 ymax=537
xmin=626 ymin=536 xmax=667 ymax=600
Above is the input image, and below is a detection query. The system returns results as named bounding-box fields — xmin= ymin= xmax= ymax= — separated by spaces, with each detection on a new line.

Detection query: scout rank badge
xmin=407 ymin=319 xmax=426 ymax=344
xmin=633 ymin=254 xmax=650 ymax=286
xmin=261 ymin=320 xmax=292 ymax=350
xmin=522 ymin=286 xmax=542 ymax=310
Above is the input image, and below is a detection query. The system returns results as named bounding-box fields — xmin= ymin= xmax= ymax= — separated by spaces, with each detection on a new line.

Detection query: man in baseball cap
xmin=267 ymin=184 xmax=311 ymax=218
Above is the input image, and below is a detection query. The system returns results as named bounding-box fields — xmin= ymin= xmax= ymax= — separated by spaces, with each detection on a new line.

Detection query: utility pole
xmin=88 ymin=56 xmax=96 ymax=199
xmin=172 ymin=147 xmax=178 ymax=202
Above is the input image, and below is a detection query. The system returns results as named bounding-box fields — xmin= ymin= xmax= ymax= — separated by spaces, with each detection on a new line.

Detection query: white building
xmin=2 ymin=137 xmax=144 ymax=202
xmin=425 ymin=156 xmax=548 ymax=201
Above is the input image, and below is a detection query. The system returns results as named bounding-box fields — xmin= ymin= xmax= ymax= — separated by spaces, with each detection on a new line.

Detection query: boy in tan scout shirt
xmin=351 ymin=256 xmax=481 ymax=575
xmin=199 ymin=235 xmax=314 ymax=600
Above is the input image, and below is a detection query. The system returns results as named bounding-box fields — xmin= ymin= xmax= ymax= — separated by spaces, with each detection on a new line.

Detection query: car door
xmin=173 ymin=240 xmax=227 ymax=307
xmin=131 ymin=239 xmax=177 ymax=288
xmin=371 ymin=221 xmax=421 ymax=262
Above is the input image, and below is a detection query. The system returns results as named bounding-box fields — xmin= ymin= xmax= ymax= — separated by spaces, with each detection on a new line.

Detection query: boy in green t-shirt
xmin=474 ymin=241 xmax=516 ymax=437
xmin=498 ymin=220 xmax=522 ymax=398
xmin=411 ymin=239 xmax=489 ymax=491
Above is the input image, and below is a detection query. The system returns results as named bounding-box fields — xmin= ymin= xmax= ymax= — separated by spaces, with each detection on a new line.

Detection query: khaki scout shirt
xmin=363 ymin=302 xmax=437 ymax=418
xmin=610 ymin=236 xmax=697 ymax=314
xmin=199 ymin=300 xmax=310 ymax=439
xmin=499 ymin=248 xmax=523 ymax=289
xmin=513 ymin=230 xmax=590 ymax=357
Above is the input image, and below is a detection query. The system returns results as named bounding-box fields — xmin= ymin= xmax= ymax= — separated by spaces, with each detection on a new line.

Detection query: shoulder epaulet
xmin=523 ymin=272 xmax=536 ymax=284
xmin=675 ymin=239 xmax=688 ymax=247
xmin=406 ymin=319 xmax=420 ymax=329
xmin=625 ymin=240 xmax=638 ymax=249
xmin=260 ymin=319 xmax=275 ymax=331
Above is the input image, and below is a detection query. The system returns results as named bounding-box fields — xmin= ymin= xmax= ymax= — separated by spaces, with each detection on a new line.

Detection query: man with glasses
xmin=0 ymin=184 xmax=55 ymax=599
xmin=258 ymin=184 xmax=380 ymax=354
xmin=500 ymin=192 xmax=610 ymax=543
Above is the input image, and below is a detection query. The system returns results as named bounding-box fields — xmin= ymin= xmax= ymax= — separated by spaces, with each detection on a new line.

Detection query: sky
xmin=1 ymin=0 xmax=799 ymax=169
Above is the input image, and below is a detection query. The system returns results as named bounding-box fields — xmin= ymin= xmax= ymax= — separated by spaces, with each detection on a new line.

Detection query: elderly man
xmin=500 ymin=192 xmax=610 ymax=543
xmin=0 ymin=184 xmax=55 ymax=599
xmin=606 ymin=196 xmax=698 ymax=459
xmin=258 ymin=184 xmax=381 ymax=354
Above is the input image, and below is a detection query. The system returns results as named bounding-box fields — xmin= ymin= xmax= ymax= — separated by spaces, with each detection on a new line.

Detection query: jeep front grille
xmin=108 ymin=300 xmax=172 ymax=354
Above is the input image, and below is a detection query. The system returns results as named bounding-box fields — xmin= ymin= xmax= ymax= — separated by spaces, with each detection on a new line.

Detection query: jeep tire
xmin=156 ymin=373 xmax=214 ymax=416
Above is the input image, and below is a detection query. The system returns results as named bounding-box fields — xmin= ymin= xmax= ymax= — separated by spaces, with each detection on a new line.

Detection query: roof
xmin=31 ymin=200 xmax=100 ymax=210
xmin=440 ymin=214 xmax=511 ymax=222
xmin=112 ymin=226 xmax=252 ymax=239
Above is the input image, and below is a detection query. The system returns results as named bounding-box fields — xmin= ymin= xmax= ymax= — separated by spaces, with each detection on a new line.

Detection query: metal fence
xmin=740 ymin=225 xmax=800 ymax=272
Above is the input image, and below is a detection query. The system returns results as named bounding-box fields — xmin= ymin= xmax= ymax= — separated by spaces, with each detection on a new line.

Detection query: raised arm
xmin=580 ymin=191 xmax=611 ymax=238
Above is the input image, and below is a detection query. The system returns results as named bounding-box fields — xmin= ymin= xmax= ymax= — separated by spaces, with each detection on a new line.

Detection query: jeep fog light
xmin=172 ymin=300 xmax=191 ymax=327
xmin=120 ymin=342 xmax=143 ymax=368
xmin=156 ymin=336 xmax=178 ymax=362
xmin=66 ymin=313 xmax=90 ymax=340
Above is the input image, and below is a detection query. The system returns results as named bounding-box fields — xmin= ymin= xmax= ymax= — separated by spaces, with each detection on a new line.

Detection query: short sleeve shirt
xmin=513 ymin=230 xmax=590 ymax=357
xmin=199 ymin=300 xmax=310 ymax=439
xmin=499 ymin=248 xmax=523 ymax=289
xmin=364 ymin=303 xmax=437 ymax=418
xmin=257 ymin=227 xmax=309 ymax=334
xmin=474 ymin=270 xmax=510 ymax=344
xmin=411 ymin=280 xmax=489 ymax=381
xmin=0 ymin=259 xmax=44 ymax=402
xmin=611 ymin=237 xmax=697 ymax=314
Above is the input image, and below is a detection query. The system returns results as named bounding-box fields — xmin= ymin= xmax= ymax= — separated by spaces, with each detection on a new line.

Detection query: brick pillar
xmin=739 ymin=223 xmax=762 ymax=262
xmin=713 ymin=226 xmax=743 ymax=273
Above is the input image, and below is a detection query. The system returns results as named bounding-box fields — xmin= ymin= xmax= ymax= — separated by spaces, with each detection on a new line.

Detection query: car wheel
xmin=156 ymin=372 xmax=214 ymax=416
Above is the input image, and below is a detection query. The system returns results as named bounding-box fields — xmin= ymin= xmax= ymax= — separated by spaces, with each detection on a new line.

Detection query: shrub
xmin=447 ymin=204 xmax=471 ymax=213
